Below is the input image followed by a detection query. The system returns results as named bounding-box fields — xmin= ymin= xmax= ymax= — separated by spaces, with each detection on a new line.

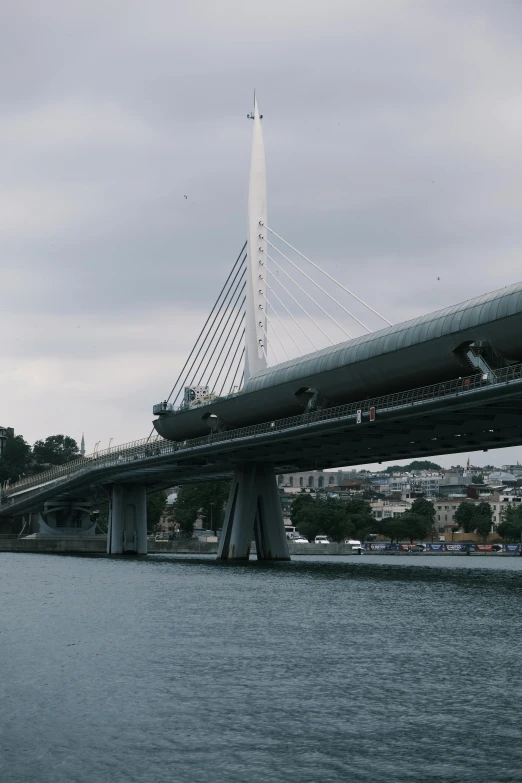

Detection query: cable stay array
xmin=155 ymin=228 xmax=392 ymax=426
xmin=160 ymin=242 xmax=248 ymax=413
xmin=261 ymin=224 xmax=392 ymax=366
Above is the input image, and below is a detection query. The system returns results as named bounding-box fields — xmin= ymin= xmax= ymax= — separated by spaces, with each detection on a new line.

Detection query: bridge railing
xmin=3 ymin=362 xmax=522 ymax=502
xmin=1 ymin=435 xmax=166 ymax=498
xmin=173 ymin=362 xmax=522 ymax=450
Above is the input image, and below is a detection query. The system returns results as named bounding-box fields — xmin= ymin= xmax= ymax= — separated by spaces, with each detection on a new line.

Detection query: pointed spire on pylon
xmin=80 ymin=433 xmax=85 ymax=457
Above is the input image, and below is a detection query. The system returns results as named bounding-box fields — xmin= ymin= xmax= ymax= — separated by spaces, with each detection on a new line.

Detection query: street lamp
xmin=108 ymin=438 xmax=113 ymax=452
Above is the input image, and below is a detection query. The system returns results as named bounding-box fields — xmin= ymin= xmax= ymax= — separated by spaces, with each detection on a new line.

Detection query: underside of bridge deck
xmin=3 ymin=387 xmax=522 ymax=521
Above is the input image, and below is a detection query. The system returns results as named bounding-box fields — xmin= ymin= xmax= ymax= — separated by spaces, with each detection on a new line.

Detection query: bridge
xmin=3 ymin=97 xmax=522 ymax=559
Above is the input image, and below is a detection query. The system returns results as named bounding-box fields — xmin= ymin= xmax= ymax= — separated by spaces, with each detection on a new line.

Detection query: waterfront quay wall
xmin=0 ymin=538 xmax=519 ymax=556
xmin=0 ymin=537 xmax=217 ymax=555
xmin=0 ymin=536 xmax=107 ymax=554
xmin=150 ymin=540 xmax=218 ymax=554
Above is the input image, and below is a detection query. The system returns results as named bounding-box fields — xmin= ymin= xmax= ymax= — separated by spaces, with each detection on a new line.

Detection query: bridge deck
xmin=2 ymin=363 xmax=522 ymax=517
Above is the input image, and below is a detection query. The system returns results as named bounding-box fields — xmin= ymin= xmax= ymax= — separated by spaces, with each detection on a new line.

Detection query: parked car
xmin=314 ymin=535 xmax=330 ymax=544
xmin=293 ymin=537 xmax=309 ymax=544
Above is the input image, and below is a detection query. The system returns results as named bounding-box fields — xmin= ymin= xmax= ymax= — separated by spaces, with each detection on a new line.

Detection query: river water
xmin=1 ymin=553 xmax=521 ymax=783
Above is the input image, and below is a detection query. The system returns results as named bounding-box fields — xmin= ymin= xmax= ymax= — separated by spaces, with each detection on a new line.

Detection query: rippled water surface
xmin=1 ymin=553 xmax=522 ymax=783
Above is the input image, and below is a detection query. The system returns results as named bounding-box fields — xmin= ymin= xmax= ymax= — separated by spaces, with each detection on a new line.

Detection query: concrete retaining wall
xmin=0 ymin=538 xmax=360 ymax=556
xmin=0 ymin=536 xmax=108 ymax=554
xmin=149 ymin=540 xmax=218 ymax=554
xmin=288 ymin=543 xmax=363 ymax=555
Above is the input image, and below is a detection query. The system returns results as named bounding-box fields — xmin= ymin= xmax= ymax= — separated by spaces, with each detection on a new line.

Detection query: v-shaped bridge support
xmin=217 ymin=462 xmax=290 ymax=561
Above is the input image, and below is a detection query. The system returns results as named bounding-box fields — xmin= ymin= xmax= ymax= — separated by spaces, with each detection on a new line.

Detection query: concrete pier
xmin=217 ymin=462 xmax=290 ymax=561
xmin=107 ymin=484 xmax=147 ymax=555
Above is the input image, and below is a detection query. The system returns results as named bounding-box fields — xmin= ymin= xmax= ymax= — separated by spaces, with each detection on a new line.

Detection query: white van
xmin=344 ymin=538 xmax=364 ymax=553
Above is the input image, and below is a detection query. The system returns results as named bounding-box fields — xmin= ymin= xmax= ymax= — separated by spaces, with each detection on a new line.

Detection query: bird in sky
xmin=184 ymin=194 xmax=188 ymax=199
xmin=437 ymin=277 xmax=440 ymax=281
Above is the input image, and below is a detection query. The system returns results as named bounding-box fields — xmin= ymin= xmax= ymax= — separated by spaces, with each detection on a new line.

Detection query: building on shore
xmin=434 ymin=492 xmax=522 ymax=534
xmin=277 ymin=469 xmax=361 ymax=492
xmin=370 ymin=501 xmax=411 ymax=521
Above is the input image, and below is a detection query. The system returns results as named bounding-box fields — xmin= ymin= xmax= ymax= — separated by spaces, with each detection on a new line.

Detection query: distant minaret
xmin=80 ymin=434 xmax=85 ymax=457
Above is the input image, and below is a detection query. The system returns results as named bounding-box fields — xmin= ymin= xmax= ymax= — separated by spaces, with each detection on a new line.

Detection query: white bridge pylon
xmin=245 ymin=94 xmax=268 ymax=382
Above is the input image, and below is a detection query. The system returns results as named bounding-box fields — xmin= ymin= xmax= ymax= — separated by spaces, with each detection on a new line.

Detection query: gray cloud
xmin=2 ymin=0 xmax=522 ymax=468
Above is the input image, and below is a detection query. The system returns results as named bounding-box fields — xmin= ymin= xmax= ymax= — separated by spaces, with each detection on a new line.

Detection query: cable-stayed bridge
xmin=3 ymin=97 xmax=522 ymax=559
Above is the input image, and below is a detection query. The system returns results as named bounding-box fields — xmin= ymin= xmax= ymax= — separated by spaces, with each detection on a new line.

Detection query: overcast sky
xmin=2 ymin=0 xmax=522 ymax=469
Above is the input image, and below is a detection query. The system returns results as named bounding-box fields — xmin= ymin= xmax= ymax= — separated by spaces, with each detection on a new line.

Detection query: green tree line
xmin=453 ymin=501 xmax=494 ymax=541
xmin=291 ymin=495 xmax=438 ymax=544
xmin=174 ymin=481 xmax=231 ymax=538
xmin=0 ymin=432 xmax=80 ymax=484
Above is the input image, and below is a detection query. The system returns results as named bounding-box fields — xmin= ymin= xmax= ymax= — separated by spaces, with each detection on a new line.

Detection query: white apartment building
xmin=412 ymin=474 xmax=442 ymax=496
xmin=435 ymin=494 xmax=522 ymax=532
xmin=370 ymin=501 xmax=411 ymax=520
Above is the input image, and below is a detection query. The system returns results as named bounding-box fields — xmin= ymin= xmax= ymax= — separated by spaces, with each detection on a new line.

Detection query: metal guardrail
xmin=3 ymin=362 xmax=522 ymax=503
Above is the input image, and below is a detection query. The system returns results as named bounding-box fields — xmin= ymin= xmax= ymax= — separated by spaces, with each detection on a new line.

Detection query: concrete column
xmin=107 ymin=484 xmax=147 ymax=555
xmin=217 ymin=462 xmax=289 ymax=561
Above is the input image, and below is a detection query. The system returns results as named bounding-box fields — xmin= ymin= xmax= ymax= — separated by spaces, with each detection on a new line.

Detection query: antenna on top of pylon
xmin=247 ymin=90 xmax=263 ymax=120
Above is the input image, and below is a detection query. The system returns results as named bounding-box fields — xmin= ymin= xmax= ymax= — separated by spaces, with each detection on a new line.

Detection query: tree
xmin=33 ymin=435 xmax=79 ymax=466
xmin=343 ymin=497 xmax=375 ymax=542
xmin=407 ymin=460 xmax=442 ymax=472
xmin=175 ymin=481 xmax=230 ymax=538
xmin=497 ymin=505 xmax=522 ymax=542
xmin=147 ymin=491 xmax=168 ymax=533
xmin=410 ymin=497 xmax=436 ymax=527
xmin=475 ymin=501 xmax=492 ymax=517
xmin=197 ymin=481 xmax=230 ymax=533
xmin=321 ymin=500 xmax=355 ymax=543
xmin=453 ymin=501 xmax=476 ymax=533
xmin=292 ymin=495 xmax=367 ymax=542
xmin=472 ymin=475 xmax=484 ymax=484
xmin=474 ymin=513 xmax=492 ymax=542
xmin=0 ymin=434 xmax=31 ymax=484
xmin=378 ymin=516 xmax=407 ymax=543
xmin=401 ymin=512 xmax=430 ymax=543
xmin=468 ymin=502 xmax=493 ymax=541
xmin=292 ymin=501 xmax=322 ymax=542
xmin=290 ymin=493 xmax=314 ymax=528
xmin=384 ymin=460 xmax=441 ymax=474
